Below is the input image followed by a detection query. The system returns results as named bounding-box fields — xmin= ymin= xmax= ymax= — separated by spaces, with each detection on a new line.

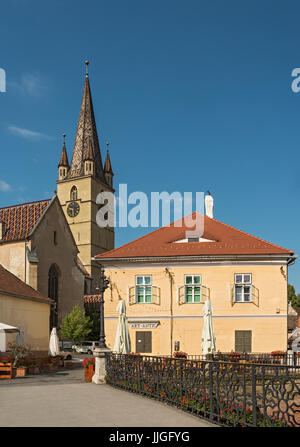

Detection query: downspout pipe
xmin=165 ymin=268 xmax=174 ymax=356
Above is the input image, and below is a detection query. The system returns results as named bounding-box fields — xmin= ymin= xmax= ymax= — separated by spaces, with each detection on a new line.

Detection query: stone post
xmin=92 ymin=347 xmax=111 ymax=385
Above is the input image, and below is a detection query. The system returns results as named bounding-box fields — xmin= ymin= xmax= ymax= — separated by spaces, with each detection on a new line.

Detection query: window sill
xmin=234 ymin=301 xmax=253 ymax=304
xmin=183 ymin=301 xmax=204 ymax=304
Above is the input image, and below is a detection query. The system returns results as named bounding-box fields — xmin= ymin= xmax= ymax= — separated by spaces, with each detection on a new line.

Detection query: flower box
xmin=173 ymin=351 xmax=188 ymax=359
xmin=84 ymin=364 xmax=94 ymax=382
xmin=270 ymin=351 xmax=285 ymax=360
xmin=16 ymin=367 xmax=27 ymax=377
xmin=227 ymin=352 xmax=241 ymax=362
xmin=0 ymin=362 xmax=13 ymax=379
xmin=82 ymin=357 xmax=95 ymax=382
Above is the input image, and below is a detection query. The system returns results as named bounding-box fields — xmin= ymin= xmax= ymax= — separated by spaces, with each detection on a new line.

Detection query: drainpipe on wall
xmin=165 ymin=268 xmax=174 ymax=356
xmin=24 ymin=240 xmax=27 ymax=283
xmin=286 ymin=255 xmax=298 ymax=350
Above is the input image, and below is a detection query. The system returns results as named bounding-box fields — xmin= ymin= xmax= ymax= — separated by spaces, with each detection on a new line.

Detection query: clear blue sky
xmin=0 ymin=0 xmax=300 ymax=290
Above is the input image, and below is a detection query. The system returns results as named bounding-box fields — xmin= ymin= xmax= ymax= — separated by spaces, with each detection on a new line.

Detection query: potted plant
xmin=7 ymin=342 xmax=29 ymax=374
xmin=270 ymin=350 xmax=285 ymax=363
xmin=15 ymin=365 xmax=27 ymax=377
xmin=29 ymin=359 xmax=41 ymax=375
xmin=64 ymin=358 xmax=73 ymax=369
xmin=82 ymin=357 xmax=95 ymax=382
xmin=227 ymin=352 xmax=241 ymax=362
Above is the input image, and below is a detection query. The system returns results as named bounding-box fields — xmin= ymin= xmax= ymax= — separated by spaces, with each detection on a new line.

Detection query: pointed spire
xmin=104 ymin=142 xmax=113 ymax=175
xmin=68 ymin=61 xmax=106 ymax=181
xmin=58 ymin=133 xmax=69 ymax=167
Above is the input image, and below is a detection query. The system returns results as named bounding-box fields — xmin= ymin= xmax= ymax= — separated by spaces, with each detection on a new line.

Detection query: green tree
xmin=288 ymin=284 xmax=300 ymax=313
xmin=60 ymin=304 xmax=92 ymax=346
xmin=84 ymin=305 xmax=100 ymax=341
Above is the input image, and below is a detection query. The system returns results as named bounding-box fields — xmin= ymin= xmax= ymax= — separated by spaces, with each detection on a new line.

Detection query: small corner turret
xmin=104 ymin=142 xmax=114 ymax=187
xmin=58 ymin=133 xmax=70 ymax=180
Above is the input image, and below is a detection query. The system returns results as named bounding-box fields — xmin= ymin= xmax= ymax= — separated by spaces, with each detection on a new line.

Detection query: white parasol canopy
xmin=113 ymin=299 xmax=131 ymax=354
xmin=49 ymin=327 xmax=60 ymax=356
xmin=0 ymin=323 xmax=19 ymax=333
xmin=0 ymin=323 xmax=19 ymax=352
xmin=201 ymin=299 xmax=216 ymax=358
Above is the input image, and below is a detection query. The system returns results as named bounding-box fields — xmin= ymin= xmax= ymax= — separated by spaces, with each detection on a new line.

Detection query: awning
xmin=0 ymin=323 xmax=20 ymax=333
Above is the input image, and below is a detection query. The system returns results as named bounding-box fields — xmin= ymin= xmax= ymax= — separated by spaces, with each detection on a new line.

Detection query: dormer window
xmin=188 ymin=237 xmax=199 ymax=242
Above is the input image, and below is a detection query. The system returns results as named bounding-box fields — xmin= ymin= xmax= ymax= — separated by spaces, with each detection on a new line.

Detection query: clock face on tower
xmin=67 ymin=201 xmax=80 ymax=218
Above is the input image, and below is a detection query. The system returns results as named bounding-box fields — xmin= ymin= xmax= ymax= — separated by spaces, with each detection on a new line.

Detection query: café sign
xmin=128 ymin=321 xmax=160 ymax=329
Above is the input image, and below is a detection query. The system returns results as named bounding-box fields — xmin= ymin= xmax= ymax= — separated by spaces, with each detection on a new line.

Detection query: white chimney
xmin=205 ymin=193 xmax=214 ymax=218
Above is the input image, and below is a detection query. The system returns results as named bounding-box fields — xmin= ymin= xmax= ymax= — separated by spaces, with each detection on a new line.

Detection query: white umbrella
xmin=0 ymin=323 xmax=19 ymax=352
xmin=0 ymin=323 xmax=19 ymax=333
xmin=201 ymin=299 xmax=216 ymax=358
xmin=16 ymin=325 xmax=25 ymax=345
xmin=114 ymin=299 xmax=131 ymax=354
xmin=49 ymin=327 xmax=60 ymax=356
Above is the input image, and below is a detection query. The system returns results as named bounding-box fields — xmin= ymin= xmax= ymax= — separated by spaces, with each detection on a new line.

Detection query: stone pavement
xmin=0 ymin=367 xmax=216 ymax=427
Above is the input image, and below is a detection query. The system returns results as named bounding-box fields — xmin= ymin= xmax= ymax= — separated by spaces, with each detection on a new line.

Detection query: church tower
xmin=56 ymin=61 xmax=115 ymax=289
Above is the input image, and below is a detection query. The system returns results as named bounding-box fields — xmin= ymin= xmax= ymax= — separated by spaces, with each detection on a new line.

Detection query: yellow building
xmin=94 ymin=210 xmax=296 ymax=355
xmin=0 ymin=264 xmax=52 ymax=351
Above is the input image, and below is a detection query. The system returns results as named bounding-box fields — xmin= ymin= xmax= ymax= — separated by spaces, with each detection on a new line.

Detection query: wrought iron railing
xmin=106 ymin=353 xmax=300 ymax=427
xmin=187 ymin=352 xmax=300 ymax=366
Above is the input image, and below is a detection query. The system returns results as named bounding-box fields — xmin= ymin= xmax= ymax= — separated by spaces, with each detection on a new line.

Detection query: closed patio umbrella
xmin=16 ymin=325 xmax=25 ymax=345
xmin=113 ymin=299 xmax=131 ymax=354
xmin=49 ymin=327 xmax=60 ymax=356
xmin=201 ymin=299 xmax=216 ymax=358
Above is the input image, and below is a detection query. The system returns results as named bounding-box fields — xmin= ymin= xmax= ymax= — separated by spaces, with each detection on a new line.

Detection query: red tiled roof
xmin=95 ymin=213 xmax=294 ymax=259
xmin=0 ymin=199 xmax=51 ymax=242
xmin=0 ymin=264 xmax=53 ymax=303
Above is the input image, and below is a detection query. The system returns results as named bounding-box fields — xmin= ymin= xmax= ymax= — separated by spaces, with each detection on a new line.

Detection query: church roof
xmin=95 ymin=212 xmax=294 ymax=260
xmin=0 ymin=199 xmax=51 ymax=242
xmin=68 ymin=66 xmax=106 ymax=182
xmin=0 ymin=264 xmax=53 ymax=304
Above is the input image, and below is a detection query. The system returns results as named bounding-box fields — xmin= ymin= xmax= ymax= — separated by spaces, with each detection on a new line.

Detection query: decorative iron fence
xmin=187 ymin=352 xmax=300 ymax=367
xmin=106 ymin=354 xmax=300 ymax=427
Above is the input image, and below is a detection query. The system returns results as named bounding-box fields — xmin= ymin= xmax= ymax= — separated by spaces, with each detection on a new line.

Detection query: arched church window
xmin=48 ymin=265 xmax=59 ymax=330
xmin=70 ymin=186 xmax=78 ymax=201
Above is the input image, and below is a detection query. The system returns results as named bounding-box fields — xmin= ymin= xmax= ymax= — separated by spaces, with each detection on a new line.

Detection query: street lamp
xmin=98 ymin=267 xmax=110 ymax=349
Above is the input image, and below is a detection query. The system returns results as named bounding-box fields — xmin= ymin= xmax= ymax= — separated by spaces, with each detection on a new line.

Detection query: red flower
xmin=82 ymin=357 xmax=95 ymax=367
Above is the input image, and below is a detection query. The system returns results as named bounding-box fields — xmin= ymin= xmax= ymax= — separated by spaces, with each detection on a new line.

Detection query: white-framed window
xmin=184 ymin=275 xmax=202 ymax=303
xmin=234 ymin=274 xmax=252 ymax=302
xmin=135 ymin=275 xmax=152 ymax=303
